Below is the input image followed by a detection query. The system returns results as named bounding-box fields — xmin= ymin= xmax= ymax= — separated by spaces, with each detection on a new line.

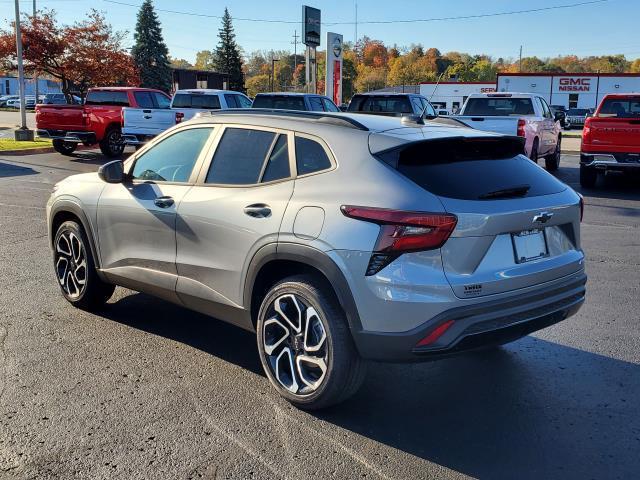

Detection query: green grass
xmin=0 ymin=138 xmax=52 ymax=151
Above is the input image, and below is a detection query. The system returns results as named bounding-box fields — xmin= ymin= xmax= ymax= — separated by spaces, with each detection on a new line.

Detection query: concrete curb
xmin=0 ymin=145 xmax=95 ymax=156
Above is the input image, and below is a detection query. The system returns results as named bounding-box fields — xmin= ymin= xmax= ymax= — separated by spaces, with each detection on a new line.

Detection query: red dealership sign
xmin=559 ymin=78 xmax=591 ymax=92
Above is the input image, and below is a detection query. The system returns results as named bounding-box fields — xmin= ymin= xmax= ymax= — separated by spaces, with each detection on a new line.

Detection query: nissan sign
xmin=302 ymin=6 xmax=321 ymax=47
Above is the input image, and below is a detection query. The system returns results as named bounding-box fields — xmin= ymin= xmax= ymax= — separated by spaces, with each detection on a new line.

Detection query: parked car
xmin=252 ymin=92 xmax=340 ymax=112
xmin=121 ymin=89 xmax=252 ymax=146
xmin=565 ymin=108 xmax=590 ymax=129
xmin=456 ymin=93 xmax=562 ymax=171
xmin=580 ymin=94 xmax=640 ymax=187
xmin=347 ymin=93 xmax=437 ymax=117
xmin=47 ymin=109 xmax=586 ymax=409
xmin=0 ymin=95 xmax=19 ymax=107
xmin=550 ymin=105 xmax=567 ymax=128
xmin=36 ymin=87 xmax=170 ymax=157
xmin=39 ymin=93 xmax=82 ymax=105
xmin=7 ymin=95 xmax=36 ymax=109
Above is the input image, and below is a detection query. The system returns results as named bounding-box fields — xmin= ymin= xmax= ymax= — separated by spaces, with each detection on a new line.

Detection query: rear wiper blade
xmin=478 ymin=184 xmax=530 ymax=200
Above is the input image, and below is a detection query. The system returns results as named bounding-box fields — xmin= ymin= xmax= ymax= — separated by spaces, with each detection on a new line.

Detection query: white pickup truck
xmin=122 ymin=89 xmax=253 ymax=145
xmin=456 ymin=93 xmax=563 ymax=171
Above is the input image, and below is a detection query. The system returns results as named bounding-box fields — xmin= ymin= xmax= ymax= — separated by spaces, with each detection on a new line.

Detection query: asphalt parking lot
xmin=0 ymin=150 xmax=638 ymax=479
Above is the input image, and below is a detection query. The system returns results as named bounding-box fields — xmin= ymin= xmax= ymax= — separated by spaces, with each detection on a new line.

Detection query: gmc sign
xmin=559 ymin=78 xmax=591 ymax=92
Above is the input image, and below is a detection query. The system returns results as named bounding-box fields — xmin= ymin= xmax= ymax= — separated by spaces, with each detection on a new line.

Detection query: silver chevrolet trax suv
xmin=47 ymin=109 xmax=586 ymax=409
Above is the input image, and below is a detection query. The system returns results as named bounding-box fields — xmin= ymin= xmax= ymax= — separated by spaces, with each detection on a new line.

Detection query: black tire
xmin=256 ymin=274 xmax=366 ymax=410
xmin=529 ymin=138 xmax=539 ymax=163
xmin=545 ymin=136 xmax=561 ymax=172
xmin=580 ymin=164 xmax=598 ymax=188
xmin=99 ymin=128 xmax=125 ymax=158
xmin=53 ymin=220 xmax=115 ymax=311
xmin=52 ymin=139 xmax=77 ymax=156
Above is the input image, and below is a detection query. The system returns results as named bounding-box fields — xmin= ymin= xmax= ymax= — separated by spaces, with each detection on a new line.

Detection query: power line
xmin=101 ymin=0 xmax=609 ymax=26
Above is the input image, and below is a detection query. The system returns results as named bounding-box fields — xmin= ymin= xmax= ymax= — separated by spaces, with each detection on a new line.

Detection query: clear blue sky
xmin=3 ymin=0 xmax=639 ymax=62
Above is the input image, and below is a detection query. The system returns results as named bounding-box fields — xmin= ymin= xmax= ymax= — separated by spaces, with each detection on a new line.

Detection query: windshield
xmin=252 ymin=95 xmax=306 ymax=110
xmin=598 ymin=98 xmax=640 ymax=118
xmin=172 ymin=93 xmax=221 ymax=109
xmin=348 ymin=95 xmax=413 ymax=114
xmin=463 ymin=97 xmax=534 ymax=116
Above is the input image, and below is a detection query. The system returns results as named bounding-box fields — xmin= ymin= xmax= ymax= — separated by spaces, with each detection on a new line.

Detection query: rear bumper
xmin=581 ymin=152 xmax=640 ymax=171
xmin=351 ymin=271 xmax=586 ymax=362
xmin=36 ymin=129 xmax=96 ymax=144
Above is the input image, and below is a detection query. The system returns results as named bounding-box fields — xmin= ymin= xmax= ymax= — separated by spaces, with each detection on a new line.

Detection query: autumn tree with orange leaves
xmin=0 ymin=10 xmax=139 ymax=100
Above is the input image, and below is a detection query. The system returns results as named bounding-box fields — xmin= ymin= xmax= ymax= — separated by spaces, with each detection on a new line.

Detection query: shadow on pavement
xmin=0 ymin=161 xmax=38 ymax=178
xmin=319 ymin=337 xmax=640 ymax=480
xmin=67 ymin=149 xmax=133 ymax=166
xmin=101 ymin=291 xmax=263 ymax=376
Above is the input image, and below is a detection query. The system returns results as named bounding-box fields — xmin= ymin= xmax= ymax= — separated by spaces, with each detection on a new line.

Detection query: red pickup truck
xmin=36 ymin=87 xmax=171 ymax=157
xmin=581 ymin=94 xmax=640 ymax=187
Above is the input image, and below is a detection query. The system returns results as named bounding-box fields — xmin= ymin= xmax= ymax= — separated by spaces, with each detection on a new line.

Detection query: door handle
xmin=244 ymin=204 xmax=271 ymax=218
xmin=154 ymin=196 xmax=174 ymax=208
xmin=144 ymin=115 xmax=152 ymax=119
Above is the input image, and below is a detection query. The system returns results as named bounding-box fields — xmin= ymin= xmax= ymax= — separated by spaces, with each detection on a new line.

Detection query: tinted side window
xmin=252 ymin=95 xmax=306 ymax=110
xmin=308 ymin=97 xmax=324 ymax=111
xmin=322 ymin=98 xmax=340 ymax=112
xmin=206 ymin=128 xmax=275 ymax=185
xmin=153 ymin=93 xmax=171 ymax=109
xmin=262 ymin=135 xmax=290 ymax=182
xmin=411 ymin=98 xmax=423 ymax=114
xmin=85 ymin=91 xmax=130 ymax=106
xmin=134 ymin=92 xmax=155 ymax=109
xmin=236 ymin=95 xmax=253 ymax=108
xmin=224 ymin=94 xmax=238 ymax=108
xmin=131 ymin=127 xmax=213 ymax=182
xmin=295 ymin=136 xmax=331 ymax=175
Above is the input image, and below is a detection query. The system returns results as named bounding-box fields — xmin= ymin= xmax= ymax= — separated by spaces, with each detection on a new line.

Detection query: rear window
xmin=252 ymin=95 xmax=306 ymax=110
xmin=598 ymin=98 xmax=640 ymax=118
xmin=378 ymin=138 xmax=566 ymax=200
xmin=464 ymin=97 xmax=534 ymax=116
xmin=348 ymin=95 xmax=412 ymax=114
xmin=85 ymin=90 xmax=130 ymax=106
xmin=172 ymin=93 xmax=221 ymax=109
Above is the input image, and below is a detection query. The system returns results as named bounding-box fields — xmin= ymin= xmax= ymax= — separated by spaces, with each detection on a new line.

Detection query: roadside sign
xmin=325 ymin=32 xmax=343 ymax=105
xmin=302 ymin=6 xmax=321 ymax=47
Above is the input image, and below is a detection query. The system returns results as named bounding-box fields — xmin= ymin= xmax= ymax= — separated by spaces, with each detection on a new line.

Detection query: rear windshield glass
xmin=598 ymin=98 xmax=640 ymax=118
xmin=379 ymin=138 xmax=566 ymax=200
xmin=172 ymin=93 xmax=221 ymax=109
xmin=567 ymin=109 xmax=589 ymax=116
xmin=463 ymin=97 xmax=534 ymax=116
xmin=252 ymin=95 xmax=306 ymax=110
xmin=348 ymin=95 xmax=412 ymax=114
xmin=85 ymin=91 xmax=129 ymax=106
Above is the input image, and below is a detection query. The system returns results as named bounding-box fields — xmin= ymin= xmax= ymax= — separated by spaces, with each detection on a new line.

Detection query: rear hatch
xmin=376 ymin=136 xmax=583 ymax=298
xmin=36 ymin=105 xmax=86 ymax=130
xmin=586 ymin=97 xmax=640 ymax=152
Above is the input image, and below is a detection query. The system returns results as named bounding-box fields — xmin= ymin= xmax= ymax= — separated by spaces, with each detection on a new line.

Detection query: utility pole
xmin=354 ymin=2 xmax=358 ymax=64
xmin=14 ymin=0 xmax=32 ymax=140
xmin=292 ymin=30 xmax=299 ymax=86
xmin=519 ymin=45 xmax=523 ymax=73
xmin=33 ymin=0 xmax=38 ymax=104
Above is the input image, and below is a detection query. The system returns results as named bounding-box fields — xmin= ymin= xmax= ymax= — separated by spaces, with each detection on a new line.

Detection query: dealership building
xmin=419 ymin=81 xmax=495 ymax=112
xmin=496 ymin=73 xmax=640 ymax=109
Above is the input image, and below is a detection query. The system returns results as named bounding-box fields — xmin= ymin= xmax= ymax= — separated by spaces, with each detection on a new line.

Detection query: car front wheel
xmin=257 ymin=275 xmax=366 ymax=410
xmin=53 ymin=220 xmax=115 ymax=310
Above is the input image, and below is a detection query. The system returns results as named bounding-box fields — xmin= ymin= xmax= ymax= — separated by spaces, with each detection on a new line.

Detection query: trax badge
xmin=464 ymin=284 xmax=483 ymax=296
xmin=533 ymin=212 xmax=554 ymax=224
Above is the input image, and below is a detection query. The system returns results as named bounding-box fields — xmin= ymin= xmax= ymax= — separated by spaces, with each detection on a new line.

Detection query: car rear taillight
xmin=582 ymin=117 xmax=592 ymax=144
xmin=120 ymin=109 xmax=125 ymax=128
xmin=341 ymin=206 xmax=457 ymax=275
xmin=175 ymin=112 xmax=184 ymax=124
xmin=517 ymin=119 xmax=526 ymax=137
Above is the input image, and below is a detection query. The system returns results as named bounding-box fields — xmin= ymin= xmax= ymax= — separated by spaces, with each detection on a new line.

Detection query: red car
xmin=36 ymin=87 xmax=171 ymax=157
xmin=581 ymin=94 xmax=640 ymax=187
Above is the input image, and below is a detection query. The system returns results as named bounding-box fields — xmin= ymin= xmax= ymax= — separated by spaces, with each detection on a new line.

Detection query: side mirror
xmin=554 ymin=111 xmax=563 ymax=122
xmin=98 ymin=160 xmax=125 ymax=183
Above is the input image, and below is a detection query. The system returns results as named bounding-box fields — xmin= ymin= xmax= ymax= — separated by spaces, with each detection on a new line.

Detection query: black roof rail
xmin=195 ymin=108 xmax=369 ymax=131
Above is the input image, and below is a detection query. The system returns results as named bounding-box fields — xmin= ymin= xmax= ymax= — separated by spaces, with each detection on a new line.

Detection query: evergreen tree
xmin=131 ymin=0 xmax=172 ymax=92
xmin=213 ymin=8 xmax=244 ymax=92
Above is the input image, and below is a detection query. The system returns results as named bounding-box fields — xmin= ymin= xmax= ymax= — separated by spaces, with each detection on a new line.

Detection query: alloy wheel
xmin=109 ymin=131 xmax=125 ymax=155
xmin=55 ymin=231 xmax=87 ymax=299
xmin=262 ymin=294 xmax=328 ymax=396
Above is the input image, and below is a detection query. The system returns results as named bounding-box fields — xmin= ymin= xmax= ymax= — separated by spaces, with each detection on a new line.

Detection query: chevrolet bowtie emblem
xmin=533 ymin=212 xmax=554 ymax=224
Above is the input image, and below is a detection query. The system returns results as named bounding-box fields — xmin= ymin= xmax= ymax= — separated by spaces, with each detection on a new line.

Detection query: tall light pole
xmin=14 ymin=0 xmax=32 ymax=139
xmin=33 ymin=0 xmax=38 ymax=103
